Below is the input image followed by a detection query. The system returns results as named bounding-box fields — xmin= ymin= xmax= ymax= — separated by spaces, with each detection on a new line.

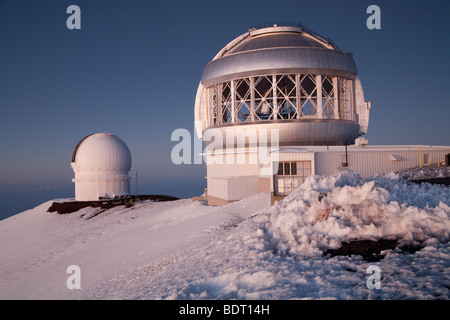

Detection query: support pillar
xmin=231 ymin=80 xmax=236 ymax=123
xmin=316 ymin=75 xmax=323 ymax=118
xmin=250 ymin=77 xmax=255 ymax=121
xmin=272 ymin=75 xmax=278 ymax=119
xmin=333 ymin=77 xmax=339 ymax=119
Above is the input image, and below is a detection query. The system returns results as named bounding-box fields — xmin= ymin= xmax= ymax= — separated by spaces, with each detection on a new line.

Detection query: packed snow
xmin=394 ymin=165 xmax=450 ymax=181
xmin=0 ymin=170 xmax=449 ymax=300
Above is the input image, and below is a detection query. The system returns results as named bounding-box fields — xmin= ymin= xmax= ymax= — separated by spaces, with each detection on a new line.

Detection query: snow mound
xmin=395 ymin=165 xmax=450 ymax=181
xmin=262 ymin=170 xmax=450 ymax=258
xmin=1 ymin=170 xmax=449 ymax=300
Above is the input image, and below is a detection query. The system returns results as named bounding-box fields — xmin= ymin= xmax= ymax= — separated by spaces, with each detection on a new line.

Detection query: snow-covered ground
xmin=0 ymin=170 xmax=449 ymax=300
xmin=394 ymin=165 xmax=450 ymax=181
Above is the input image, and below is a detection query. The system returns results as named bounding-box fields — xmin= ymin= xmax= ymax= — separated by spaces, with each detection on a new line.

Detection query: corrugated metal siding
xmin=315 ymin=149 xmax=449 ymax=178
xmin=277 ymin=152 xmax=314 ymax=162
xmin=206 ymin=150 xmax=260 ymax=177
xmin=208 ymin=176 xmax=258 ymax=201
xmin=208 ymin=163 xmax=259 ymax=177
xmin=206 ymin=151 xmax=261 ymax=201
xmin=227 ymin=176 xmax=259 ymax=200
xmin=206 ymin=146 xmax=449 ymax=203
xmin=207 ymin=177 xmax=228 ymax=200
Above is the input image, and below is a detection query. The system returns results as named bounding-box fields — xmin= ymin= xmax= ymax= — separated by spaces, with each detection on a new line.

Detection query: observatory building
xmin=195 ymin=23 xmax=450 ymax=205
xmin=195 ymin=24 xmax=370 ymax=145
xmin=71 ymin=132 xmax=132 ymax=201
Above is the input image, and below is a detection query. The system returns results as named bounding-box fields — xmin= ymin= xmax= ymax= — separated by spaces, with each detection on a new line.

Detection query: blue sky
xmin=0 ymin=0 xmax=449 ymax=216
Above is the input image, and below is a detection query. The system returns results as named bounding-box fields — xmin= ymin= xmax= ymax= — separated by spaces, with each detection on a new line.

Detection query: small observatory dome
xmin=71 ymin=132 xmax=132 ymax=201
xmin=195 ymin=23 xmax=371 ymax=147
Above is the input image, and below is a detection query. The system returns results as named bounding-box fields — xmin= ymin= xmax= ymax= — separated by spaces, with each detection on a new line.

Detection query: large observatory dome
xmin=195 ymin=23 xmax=371 ymax=146
xmin=71 ymin=133 xmax=132 ymax=201
xmin=71 ymin=133 xmax=132 ymax=173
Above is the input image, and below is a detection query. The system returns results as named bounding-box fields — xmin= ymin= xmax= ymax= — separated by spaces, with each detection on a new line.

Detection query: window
xmin=275 ymin=161 xmax=312 ymax=195
xmin=207 ymin=73 xmax=352 ymax=125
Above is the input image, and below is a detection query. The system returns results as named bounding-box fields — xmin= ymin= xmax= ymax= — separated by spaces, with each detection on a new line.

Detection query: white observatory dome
xmin=195 ymin=23 xmax=371 ymax=147
xmin=194 ymin=22 xmax=372 ymax=206
xmin=72 ymin=133 xmax=132 ymax=173
xmin=71 ymin=133 xmax=132 ymax=201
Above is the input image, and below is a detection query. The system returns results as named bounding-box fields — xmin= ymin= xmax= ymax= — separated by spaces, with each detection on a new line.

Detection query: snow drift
xmin=262 ymin=170 xmax=450 ymax=258
xmin=0 ymin=170 xmax=449 ymax=300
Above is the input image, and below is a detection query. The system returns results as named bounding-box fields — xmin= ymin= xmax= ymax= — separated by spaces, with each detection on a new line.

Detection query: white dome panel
xmin=72 ymin=133 xmax=132 ymax=173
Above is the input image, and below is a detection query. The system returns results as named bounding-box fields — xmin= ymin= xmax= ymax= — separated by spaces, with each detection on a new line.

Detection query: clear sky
xmin=0 ymin=0 xmax=449 ymax=216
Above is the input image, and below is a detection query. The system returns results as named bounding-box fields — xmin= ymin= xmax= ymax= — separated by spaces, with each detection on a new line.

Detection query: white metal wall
xmin=208 ymin=176 xmax=259 ymax=201
xmin=74 ymin=178 xmax=130 ymax=201
xmin=206 ymin=148 xmax=264 ymax=202
xmin=315 ymin=147 xmax=450 ymax=178
xmin=205 ymin=145 xmax=450 ymax=204
xmin=207 ymin=161 xmax=259 ymax=201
